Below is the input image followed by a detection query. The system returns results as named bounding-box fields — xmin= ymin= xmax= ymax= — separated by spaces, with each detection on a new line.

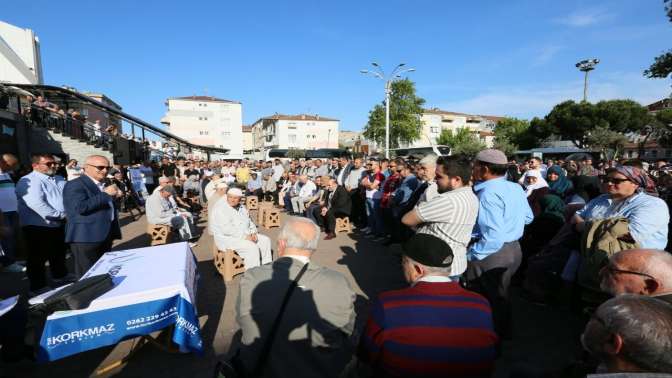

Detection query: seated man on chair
xmin=210 ymin=187 xmax=272 ymax=269
xmin=146 ymin=185 xmax=198 ymax=246
xmin=322 ymin=177 xmax=352 ymax=240
xmin=290 ymin=175 xmax=316 ymax=215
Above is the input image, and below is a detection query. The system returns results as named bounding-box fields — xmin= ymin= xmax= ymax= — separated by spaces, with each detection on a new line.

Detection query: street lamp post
xmin=575 ymin=58 xmax=600 ymax=102
xmin=361 ymin=62 xmax=416 ymax=159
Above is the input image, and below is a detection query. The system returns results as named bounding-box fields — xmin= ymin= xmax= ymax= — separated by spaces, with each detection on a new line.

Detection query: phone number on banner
xmin=125 ymin=306 xmax=178 ymax=330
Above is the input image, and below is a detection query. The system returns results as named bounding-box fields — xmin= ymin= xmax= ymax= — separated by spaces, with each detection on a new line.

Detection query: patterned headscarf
xmin=609 ymin=166 xmax=658 ymax=196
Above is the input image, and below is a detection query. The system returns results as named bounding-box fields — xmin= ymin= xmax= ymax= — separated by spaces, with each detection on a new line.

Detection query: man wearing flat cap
xmin=467 ymin=148 xmax=533 ymax=337
xmin=210 ymin=187 xmax=272 ymax=270
xmin=358 ymin=233 xmax=498 ymax=377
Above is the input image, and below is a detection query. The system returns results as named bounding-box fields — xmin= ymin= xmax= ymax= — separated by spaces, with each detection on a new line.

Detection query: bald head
xmin=601 ymin=249 xmax=672 ymax=297
xmin=83 ymin=155 xmax=110 ymax=181
xmin=277 ymin=217 xmax=320 ymax=257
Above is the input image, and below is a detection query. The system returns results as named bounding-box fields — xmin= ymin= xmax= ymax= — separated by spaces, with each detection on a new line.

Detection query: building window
xmin=199 ymin=131 xmax=209 ymax=135
xmin=288 ymin=134 xmax=297 ymax=145
xmin=430 ymin=127 xmax=439 ymax=134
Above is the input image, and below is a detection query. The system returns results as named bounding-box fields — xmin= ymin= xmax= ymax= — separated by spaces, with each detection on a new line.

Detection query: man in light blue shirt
xmin=465 ymin=149 xmax=533 ymax=338
xmin=16 ymin=154 xmax=69 ymax=291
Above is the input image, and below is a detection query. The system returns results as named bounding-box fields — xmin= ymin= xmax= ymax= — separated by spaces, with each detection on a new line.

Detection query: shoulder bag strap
xmin=252 ymin=262 xmax=310 ymax=376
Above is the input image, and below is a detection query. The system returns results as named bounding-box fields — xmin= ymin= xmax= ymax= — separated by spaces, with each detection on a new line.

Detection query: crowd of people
xmin=2 ymin=147 xmax=672 ymax=377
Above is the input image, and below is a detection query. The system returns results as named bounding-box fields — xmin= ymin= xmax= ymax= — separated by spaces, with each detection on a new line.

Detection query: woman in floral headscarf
xmin=573 ymin=165 xmax=669 ymax=249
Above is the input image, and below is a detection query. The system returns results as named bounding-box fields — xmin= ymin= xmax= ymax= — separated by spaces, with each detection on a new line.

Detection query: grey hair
xmin=642 ymin=250 xmax=672 ymax=291
xmin=594 ymin=294 xmax=672 ymax=372
xmin=278 ymin=217 xmax=320 ymax=252
xmin=419 ymin=154 xmax=438 ymax=167
xmin=158 ymin=177 xmax=170 ymax=185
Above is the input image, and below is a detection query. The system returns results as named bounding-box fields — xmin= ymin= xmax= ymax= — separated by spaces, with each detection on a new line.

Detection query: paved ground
xmin=1 ymin=209 xmax=583 ymax=378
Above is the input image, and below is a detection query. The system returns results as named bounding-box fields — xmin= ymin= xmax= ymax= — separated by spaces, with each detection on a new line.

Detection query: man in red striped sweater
xmin=358 ymin=233 xmax=499 ymax=377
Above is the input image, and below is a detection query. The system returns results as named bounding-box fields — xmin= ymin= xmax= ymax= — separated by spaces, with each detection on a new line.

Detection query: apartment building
xmin=250 ymin=113 xmax=339 ymax=151
xmin=161 ymin=95 xmax=243 ymax=157
xmin=407 ymin=108 xmax=503 ymax=148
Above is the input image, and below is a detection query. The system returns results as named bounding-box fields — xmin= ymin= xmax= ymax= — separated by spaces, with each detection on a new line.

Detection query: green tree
xmin=585 ymin=126 xmax=627 ymax=160
xmin=362 ymin=79 xmax=426 ymax=148
xmin=492 ymin=117 xmax=542 ymax=151
xmin=644 ymin=0 xmax=672 ymax=80
xmin=436 ymin=128 xmax=485 ymax=158
xmin=649 ymin=108 xmax=672 ymax=148
xmin=543 ymin=100 xmax=649 ymax=148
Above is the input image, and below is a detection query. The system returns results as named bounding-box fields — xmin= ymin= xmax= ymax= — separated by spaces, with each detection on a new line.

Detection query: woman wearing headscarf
xmin=520 ymin=194 xmax=567 ymax=274
xmin=546 ymin=165 xmax=573 ymax=199
xmin=573 ymin=165 xmax=669 ymax=249
xmin=522 ymin=170 xmax=549 ymax=217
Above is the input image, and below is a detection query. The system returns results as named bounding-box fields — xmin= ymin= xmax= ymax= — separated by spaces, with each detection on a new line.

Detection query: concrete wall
xmin=0 ymin=21 xmax=42 ymax=84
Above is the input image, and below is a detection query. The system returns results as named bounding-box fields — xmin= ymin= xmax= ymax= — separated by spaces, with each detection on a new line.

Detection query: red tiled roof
xmin=242 ymin=125 xmax=253 ymax=132
xmin=169 ymin=95 xmax=240 ymax=104
xmin=260 ymin=113 xmax=339 ymax=122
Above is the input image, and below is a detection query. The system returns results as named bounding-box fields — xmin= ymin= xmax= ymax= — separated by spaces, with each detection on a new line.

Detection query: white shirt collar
xmin=416 ymin=275 xmax=453 ymax=283
xmin=285 ymin=255 xmax=310 ymax=265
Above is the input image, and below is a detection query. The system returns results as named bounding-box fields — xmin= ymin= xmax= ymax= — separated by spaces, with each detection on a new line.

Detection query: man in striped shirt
xmin=358 ymin=233 xmax=498 ymax=377
xmin=401 ymin=155 xmax=479 ymax=278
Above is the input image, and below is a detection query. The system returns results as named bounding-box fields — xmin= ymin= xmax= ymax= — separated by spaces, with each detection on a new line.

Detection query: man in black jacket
xmin=322 ymin=178 xmax=352 ymax=240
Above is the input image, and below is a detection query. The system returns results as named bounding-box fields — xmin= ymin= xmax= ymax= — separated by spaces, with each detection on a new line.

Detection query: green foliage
xmin=362 ymin=79 xmax=426 ymax=148
xmin=650 ymin=108 xmax=672 ymax=147
xmin=287 ymin=149 xmax=306 ymax=159
xmin=492 ymin=117 xmax=542 ymax=152
xmin=436 ymin=128 xmax=485 ymax=158
xmin=585 ymin=126 xmax=627 ymax=160
xmin=543 ymin=100 xmax=650 ymax=148
xmin=644 ymin=1 xmax=672 ymax=79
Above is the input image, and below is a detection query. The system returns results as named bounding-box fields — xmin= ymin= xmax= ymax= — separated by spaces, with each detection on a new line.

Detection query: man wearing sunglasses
xmin=63 ymin=155 xmax=122 ymax=278
xmin=16 ymin=154 xmax=69 ymax=292
xmin=600 ymin=249 xmax=672 ymax=305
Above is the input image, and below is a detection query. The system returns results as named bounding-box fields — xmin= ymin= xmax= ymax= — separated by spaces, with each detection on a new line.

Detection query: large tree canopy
xmin=644 ymin=0 xmax=672 ymax=80
xmin=362 ymin=79 xmax=425 ymax=149
xmin=436 ymin=128 xmax=485 ymax=158
xmin=543 ymin=100 xmax=650 ymax=148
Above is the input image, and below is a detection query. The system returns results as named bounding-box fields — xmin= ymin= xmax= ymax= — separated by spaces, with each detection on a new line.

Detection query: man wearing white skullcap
xmin=210 ymin=187 xmax=272 ymax=269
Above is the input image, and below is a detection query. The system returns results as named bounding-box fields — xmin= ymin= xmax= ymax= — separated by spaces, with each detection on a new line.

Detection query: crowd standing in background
xmin=2 ymin=148 xmax=672 ymax=377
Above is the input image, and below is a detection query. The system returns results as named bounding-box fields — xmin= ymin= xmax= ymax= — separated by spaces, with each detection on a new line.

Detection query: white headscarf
xmin=523 ymin=169 xmax=548 ymax=197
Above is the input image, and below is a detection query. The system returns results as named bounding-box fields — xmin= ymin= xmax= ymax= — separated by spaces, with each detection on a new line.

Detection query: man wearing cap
xmin=210 ymin=187 xmax=272 ymax=269
xmin=358 ymin=233 xmax=498 ymax=377
xmin=467 ymin=148 xmax=533 ymax=336
xmin=146 ymin=185 xmax=196 ymax=245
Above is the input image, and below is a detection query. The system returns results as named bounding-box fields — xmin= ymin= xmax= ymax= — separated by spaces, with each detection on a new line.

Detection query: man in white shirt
xmin=272 ymin=159 xmax=284 ymax=183
xmin=210 ymin=188 xmax=272 ymax=269
xmin=291 ymin=175 xmax=317 ymax=215
xmin=146 ymin=185 xmax=196 ymax=245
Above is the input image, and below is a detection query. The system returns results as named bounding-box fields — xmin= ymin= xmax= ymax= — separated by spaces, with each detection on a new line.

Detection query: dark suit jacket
xmin=64 ymin=175 xmax=122 ymax=243
xmin=328 ymin=186 xmax=351 ymax=215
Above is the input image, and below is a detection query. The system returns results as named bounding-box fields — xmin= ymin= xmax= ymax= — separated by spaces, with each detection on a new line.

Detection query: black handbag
xmin=214 ymin=263 xmax=310 ymax=378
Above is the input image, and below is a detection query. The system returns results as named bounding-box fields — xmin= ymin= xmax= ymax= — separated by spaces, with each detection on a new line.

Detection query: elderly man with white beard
xmin=210 ymin=187 xmax=272 ymax=269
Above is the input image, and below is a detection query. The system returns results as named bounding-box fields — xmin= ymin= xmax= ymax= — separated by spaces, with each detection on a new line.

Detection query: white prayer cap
xmin=227 ymin=187 xmax=243 ymax=197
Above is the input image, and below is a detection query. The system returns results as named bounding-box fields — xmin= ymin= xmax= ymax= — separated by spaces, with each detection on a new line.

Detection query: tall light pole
xmin=575 ymin=58 xmax=600 ymax=102
xmin=361 ymin=62 xmax=416 ymax=158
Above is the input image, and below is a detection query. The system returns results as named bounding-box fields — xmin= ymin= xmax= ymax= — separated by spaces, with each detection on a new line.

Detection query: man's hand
xmin=246 ymin=234 xmax=258 ymax=242
xmin=104 ymin=185 xmax=119 ymax=197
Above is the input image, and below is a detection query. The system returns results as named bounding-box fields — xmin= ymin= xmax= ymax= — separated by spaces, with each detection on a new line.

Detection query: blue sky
xmin=4 ymin=0 xmax=672 ymax=131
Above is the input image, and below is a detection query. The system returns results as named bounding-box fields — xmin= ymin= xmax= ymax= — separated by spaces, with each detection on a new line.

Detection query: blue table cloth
xmin=37 ymin=242 xmax=203 ymax=361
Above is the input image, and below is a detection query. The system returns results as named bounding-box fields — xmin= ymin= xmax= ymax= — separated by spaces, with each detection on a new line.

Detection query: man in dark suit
xmin=63 ymin=155 xmax=122 ymax=278
xmin=322 ymin=177 xmax=352 ymax=240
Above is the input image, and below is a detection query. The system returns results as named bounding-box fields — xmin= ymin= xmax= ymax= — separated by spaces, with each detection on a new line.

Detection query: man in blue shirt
xmin=466 ymin=149 xmax=533 ymax=338
xmin=16 ymin=154 xmax=69 ymax=291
